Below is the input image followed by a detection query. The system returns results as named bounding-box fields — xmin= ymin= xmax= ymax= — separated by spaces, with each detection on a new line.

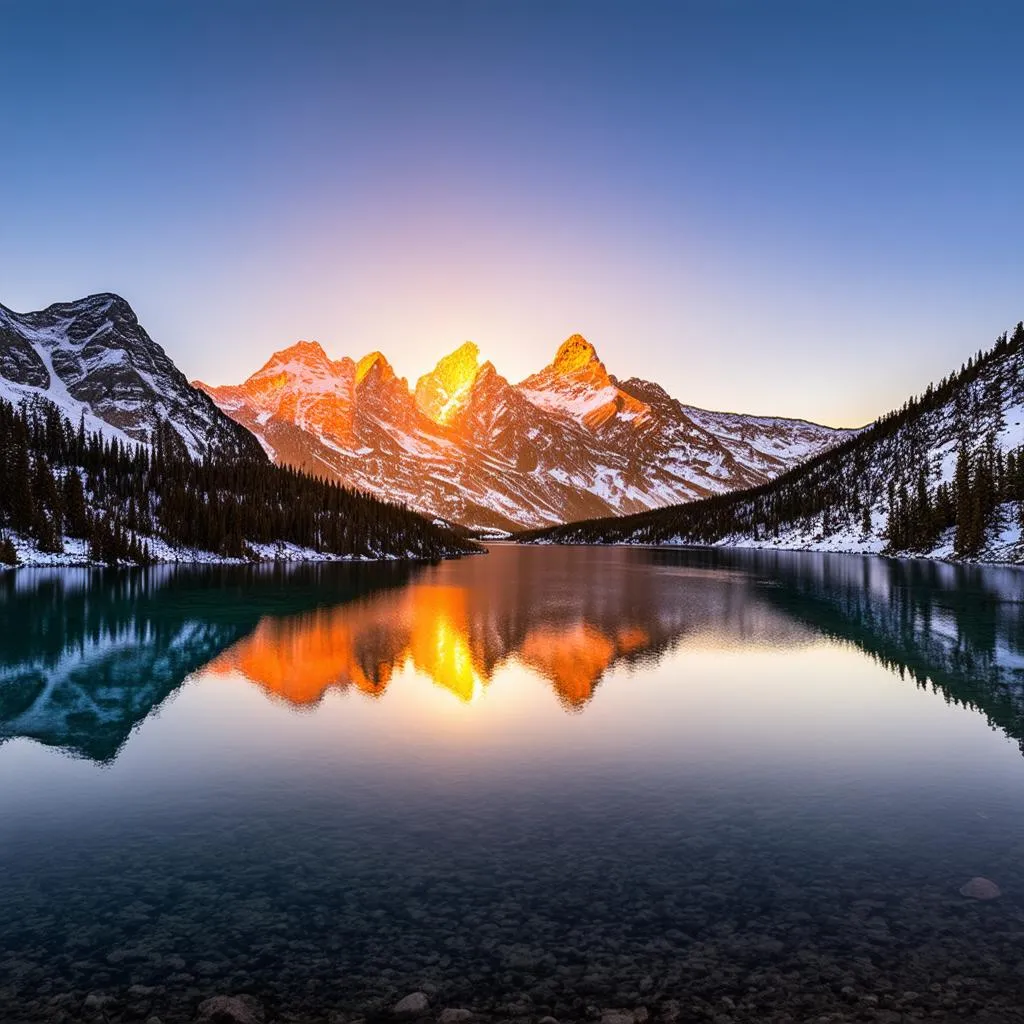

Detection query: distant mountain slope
xmin=197 ymin=334 xmax=849 ymax=531
xmin=0 ymin=293 xmax=264 ymax=460
xmin=524 ymin=322 xmax=1024 ymax=564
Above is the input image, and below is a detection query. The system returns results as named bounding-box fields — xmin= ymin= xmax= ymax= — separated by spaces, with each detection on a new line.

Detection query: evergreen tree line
xmin=523 ymin=321 xmax=1024 ymax=561
xmin=0 ymin=399 xmax=478 ymax=566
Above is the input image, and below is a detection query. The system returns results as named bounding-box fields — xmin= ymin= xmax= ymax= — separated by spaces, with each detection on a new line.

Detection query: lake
xmin=3 ymin=545 xmax=1024 ymax=1024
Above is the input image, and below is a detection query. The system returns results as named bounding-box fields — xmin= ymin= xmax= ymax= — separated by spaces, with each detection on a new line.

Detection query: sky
xmin=3 ymin=0 xmax=1024 ymax=428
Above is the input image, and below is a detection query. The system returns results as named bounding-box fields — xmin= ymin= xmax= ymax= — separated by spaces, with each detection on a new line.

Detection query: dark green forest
xmin=521 ymin=322 xmax=1024 ymax=560
xmin=0 ymin=399 xmax=479 ymax=566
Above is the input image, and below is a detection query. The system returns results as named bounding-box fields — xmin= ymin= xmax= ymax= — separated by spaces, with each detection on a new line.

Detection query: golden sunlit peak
xmin=552 ymin=334 xmax=600 ymax=374
xmin=355 ymin=350 xmax=395 ymax=385
xmin=414 ymin=341 xmax=484 ymax=425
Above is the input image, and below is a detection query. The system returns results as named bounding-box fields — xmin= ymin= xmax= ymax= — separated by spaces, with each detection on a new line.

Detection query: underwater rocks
xmin=196 ymin=994 xmax=265 ymax=1024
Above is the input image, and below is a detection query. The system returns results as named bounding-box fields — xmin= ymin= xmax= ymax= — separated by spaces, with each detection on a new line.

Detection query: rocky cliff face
xmin=198 ymin=334 xmax=848 ymax=531
xmin=0 ymin=293 xmax=265 ymax=461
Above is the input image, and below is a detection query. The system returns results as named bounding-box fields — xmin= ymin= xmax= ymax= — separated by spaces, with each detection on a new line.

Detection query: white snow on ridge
xmin=0 ymin=359 xmax=140 ymax=450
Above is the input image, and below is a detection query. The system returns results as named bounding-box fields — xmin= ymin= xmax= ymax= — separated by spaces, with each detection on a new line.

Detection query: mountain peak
xmin=355 ymin=350 xmax=396 ymax=385
xmin=414 ymin=341 xmax=483 ymax=425
xmin=552 ymin=334 xmax=600 ymax=375
xmin=272 ymin=339 xmax=329 ymax=363
xmin=247 ymin=340 xmax=337 ymax=384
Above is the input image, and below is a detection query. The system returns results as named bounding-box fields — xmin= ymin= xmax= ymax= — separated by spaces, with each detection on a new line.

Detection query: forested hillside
xmin=522 ymin=322 xmax=1024 ymax=564
xmin=0 ymin=398 xmax=479 ymax=566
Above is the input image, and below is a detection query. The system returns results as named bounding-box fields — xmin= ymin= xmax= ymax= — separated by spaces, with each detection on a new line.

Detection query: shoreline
xmin=517 ymin=537 xmax=1024 ymax=569
xmin=2 ymin=536 xmax=484 ymax=571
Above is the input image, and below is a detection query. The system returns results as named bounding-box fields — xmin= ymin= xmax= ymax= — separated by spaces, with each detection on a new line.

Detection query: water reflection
xmin=668 ymin=548 xmax=1024 ymax=754
xmin=0 ymin=561 xmax=420 ymax=761
xmin=206 ymin=549 xmax=819 ymax=712
xmin=4 ymin=547 xmax=1024 ymax=763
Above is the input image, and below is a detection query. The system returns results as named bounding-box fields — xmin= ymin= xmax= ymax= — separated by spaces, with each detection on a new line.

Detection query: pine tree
xmin=0 ymin=535 xmax=18 ymax=566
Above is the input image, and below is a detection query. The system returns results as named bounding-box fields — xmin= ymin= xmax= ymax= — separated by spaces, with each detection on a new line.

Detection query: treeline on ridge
xmin=0 ymin=398 xmax=478 ymax=566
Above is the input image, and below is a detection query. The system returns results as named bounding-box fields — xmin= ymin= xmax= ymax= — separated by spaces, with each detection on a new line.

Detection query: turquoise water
xmin=3 ymin=546 xmax=1024 ymax=1023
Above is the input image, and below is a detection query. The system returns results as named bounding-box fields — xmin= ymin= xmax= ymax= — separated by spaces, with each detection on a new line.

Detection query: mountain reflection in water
xmin=3 ymin=546 xmax=1024 ymax=763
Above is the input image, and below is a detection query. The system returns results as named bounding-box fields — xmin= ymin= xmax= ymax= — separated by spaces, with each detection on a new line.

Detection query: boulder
xmin=393 ymin=992 xmax=431 ymax=1017
xmin=959 ymin=876 xmax=1001 ymax=900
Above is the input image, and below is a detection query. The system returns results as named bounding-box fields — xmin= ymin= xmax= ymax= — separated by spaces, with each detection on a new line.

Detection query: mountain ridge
xmin=197 ymin=333 xmax=850 ymax=531
xmin=0 ymin=292 xmax=265 ymax=461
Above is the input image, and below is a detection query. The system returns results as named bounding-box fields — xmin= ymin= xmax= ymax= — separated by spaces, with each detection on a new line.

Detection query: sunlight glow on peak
xmin=414 ymin=341 xmax=485 ymax=426
xmin=552 ymin=334 xmax=600 ymax=375
xmin=355 ymin=351 xmax=394 ymax=385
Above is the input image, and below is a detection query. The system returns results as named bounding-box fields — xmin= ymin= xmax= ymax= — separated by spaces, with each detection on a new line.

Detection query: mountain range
xmin=526 ymin=322 xmax=1024 ymax=564
xmin=196 ymin=334 xmax=849 ymax=532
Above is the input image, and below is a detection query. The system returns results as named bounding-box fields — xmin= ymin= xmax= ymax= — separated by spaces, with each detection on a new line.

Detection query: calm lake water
xmin=4 ymin=545 xmax=1024 ymax=1023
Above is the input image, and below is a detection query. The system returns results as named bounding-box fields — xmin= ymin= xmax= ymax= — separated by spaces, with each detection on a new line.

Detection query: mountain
xmin=197 ymin=334 xmax=849 ymax=531
xmin=524 ymin=321 xmax=1024 ymax=564
xmin=0 ymin=294 xmax=479 ymax=566
xmin=0 ymin=293 xmax=264 ymax=460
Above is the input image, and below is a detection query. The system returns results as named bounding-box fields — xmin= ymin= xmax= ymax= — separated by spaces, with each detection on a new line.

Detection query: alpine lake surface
xmin=4 ymin=544 xmax=1024 ymax=1024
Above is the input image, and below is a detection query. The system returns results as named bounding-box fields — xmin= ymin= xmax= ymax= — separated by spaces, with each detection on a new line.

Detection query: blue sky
xmin=3 ymin=0 xmax=1023 ymax=426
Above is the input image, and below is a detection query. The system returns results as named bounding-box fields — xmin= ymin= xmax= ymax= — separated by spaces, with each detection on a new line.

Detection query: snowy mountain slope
xmin=197 ymin=333 xmax=849 ymax=531
xmin=525 ymin=322 xmax=1024 ymax=565
xmin=0 ymin=293 xmax=265 ymax=460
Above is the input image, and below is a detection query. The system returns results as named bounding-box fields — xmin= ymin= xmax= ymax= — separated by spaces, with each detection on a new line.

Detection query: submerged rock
xmin=439 ymin=1010 xmax=473 ymax=1024
xmin=601 ymin=1010 xmax=636 ymax=1024
xmin=196 ymin=995 xmax=265 ymax=1024
xmin=959 ymin=876 xmax=1001 ymax=900
xmin=393 ymin=992 xmax=431 ymax=1017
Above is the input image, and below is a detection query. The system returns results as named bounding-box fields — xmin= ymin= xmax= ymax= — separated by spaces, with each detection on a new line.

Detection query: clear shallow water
xmin=4 ymin=546 xmax=1024 ymax=1022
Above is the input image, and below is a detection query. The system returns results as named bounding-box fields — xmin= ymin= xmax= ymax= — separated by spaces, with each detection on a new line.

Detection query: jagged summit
xmin=1 ymin=292 xmax=138 ymax=325
xmin=274 ymin=339 xmax=330 ymax=360
xmin=551 ymin=334 xmax=601 ymax=375
xmin=414 ymin=342 xmax=483 ymax=425
xmin=356 ymin=350 xmax=397 ymax=385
